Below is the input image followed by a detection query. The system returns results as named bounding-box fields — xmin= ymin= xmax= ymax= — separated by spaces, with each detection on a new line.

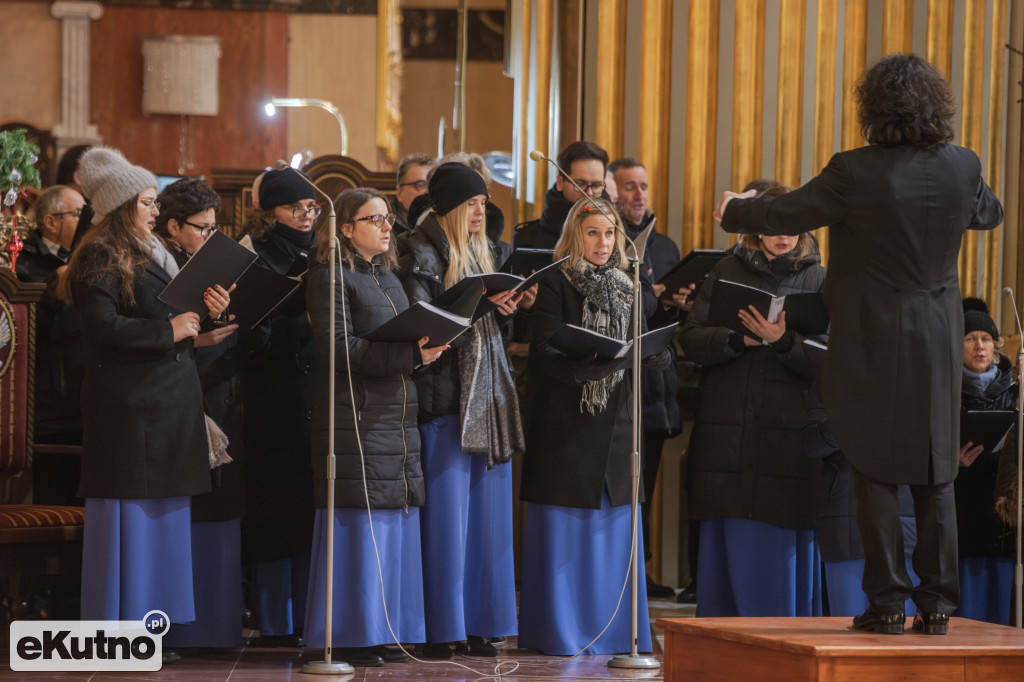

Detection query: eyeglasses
xmin=573 ymin=180 xmax=606 ymax=196
xmin=139 ymin=199 xmax=161 ymax=212
xmin=51 ymin=208 xmax=83 ymax=220
xmin=398 ymin=180 xmax=428 ymax=191
xmin=183 ymin=220 xmax=221 ymax=238
xmin=289 ymin=204 xmax=322 ymax=220
xmin=354 ymin=213 xmax=396 ymax=229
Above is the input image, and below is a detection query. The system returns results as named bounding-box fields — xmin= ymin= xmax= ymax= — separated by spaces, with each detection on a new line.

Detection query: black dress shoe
xmin=455 ymin=635 xmax=498 ymax=657
xmin=912 ymin=612 xmax=949 ymax=635
xmin=420 ymin=642 xmax=454 ymax=659
xmin=253 ymin=633 xmax=304 ymax=647
xmin=336 ymin=647 xmax=385 ymax=666
xmin=370 ymin=645 xmax=410 ymax=662
xmin=852 ymin=609 xmax=905 ymax=634
xmin=676 ymin=585 xmax=697 ymax=604
xmin=646 ymin=574 xmax=676 ymax=599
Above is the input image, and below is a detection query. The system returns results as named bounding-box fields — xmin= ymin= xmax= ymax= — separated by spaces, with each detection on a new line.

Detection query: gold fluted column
xmin=515 ymin=0 xmax=533 ymax=225
xmin=812 ymin=0 xmax=837 ymax=263
xmin=960 ymin=0 xmax=985 ymax=296
xmin=882 ymin=0 xmax=914 ymax=54
xmin=596 ymin=0 xmax=626 ymax=160
xmin=926 ymin=0 xmax=955 ymax=79
xmin=985 ymin=0 xmax=1007 ymax=307
xmin=639 ymin=0 xmax=673 ymax=232
xmin=532 ymin=0 xmax=554 ymax=219
xmin=682 ymin=0 xmax=720 ymax=252
xmin=774 ymin=0 xmax=805 ymax=187
xmin=730 ymin=1 xmax=765 ymax=191
xmin=841 ymin=0 xmax=868 ymax=150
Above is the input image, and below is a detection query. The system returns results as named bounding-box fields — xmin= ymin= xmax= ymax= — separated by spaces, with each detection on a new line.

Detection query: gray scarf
xmin=144 ymin=233 xmax=180 ymax=278
xmin=457 ymin=307 xmax=525 ymax=469
xmin=561 ymin=253 xmax=634 ymax=413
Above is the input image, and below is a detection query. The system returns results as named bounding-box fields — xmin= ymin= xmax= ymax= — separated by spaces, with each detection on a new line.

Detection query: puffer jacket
xmin=397 ymin=214 xmax=511 ymax=422
xmin=956 ymin=353 xmax=1018 ymax=557
xmin=305 ymin=254 xmax=424 ymax=509
xmin=679 ymin=242 xmax=826 ymax=529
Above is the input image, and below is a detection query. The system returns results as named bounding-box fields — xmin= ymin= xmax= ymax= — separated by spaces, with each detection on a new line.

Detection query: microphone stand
xmin=530 ymin=153 xmax=659 ymax=670
xmin=1016 ymin=338 xmax=1022 ymax=628
xmin=275 ymin=166 xmax=353 ymax=675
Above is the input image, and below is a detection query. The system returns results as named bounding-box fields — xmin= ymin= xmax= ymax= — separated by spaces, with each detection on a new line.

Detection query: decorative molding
xmin=99 ymin=1 xmax=376 ymax=13
xmin=402 ymin=9 xmax=504 ymax=61
xmin=376 ymin=0 xmax=402 ymax=164
xmin=51 ymin=1 xmax=104 ymax=153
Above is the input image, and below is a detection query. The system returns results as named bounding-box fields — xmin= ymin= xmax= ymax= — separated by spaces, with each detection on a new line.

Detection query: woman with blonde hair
xmin=398 ymin=162 xmax=523 ymax=658
xmin=519 ymin=197 xmax=661 ymax=655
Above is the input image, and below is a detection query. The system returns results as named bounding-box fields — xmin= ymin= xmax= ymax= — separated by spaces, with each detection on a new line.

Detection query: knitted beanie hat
xmin=963 ymin=297 xmax=999 ymax=340
xmin=78 ymin=147 xmax=158 ymax=219
xmin=258 ymin=168 xmax=316 ymax=210
xmin=428 ymin=162 xmax=488 ymax=217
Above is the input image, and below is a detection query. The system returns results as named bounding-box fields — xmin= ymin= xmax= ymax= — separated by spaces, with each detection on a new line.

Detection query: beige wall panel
xmin=813 ymin=0 xmax=838 ymax=262
xmin=516 ymin=0 xmax=533 ymax=225
xmin=639 ymin=0 xmax=674 ymax=230
xmin=774 ymin=0 xmax=805 ymax=187
xmin=287 ymin=15 xmax=379 ymax=168
xmin=596 ymin=0 xmax=626 ymax=159
xmin=926 ymin=0 xmax=955 ymax=78
xmin=532 ymin=0 xmax=554 ymax=218
xmin=882 ymin=0 xmax=915 ymax=54
xmin=0 ymin=3 xmax=61 ymax=129
xmin=731 ymin=0 xmax=766 ymax=193
xmin=959 ymin=0 xmax=985 ymax=295
xmin=842 ymin=0 xmax=868 ymax=150
xmin=683 ymin=0 xmax=720 ymax=251
xmin=986 ymin=0 xmax=1007 ymax=306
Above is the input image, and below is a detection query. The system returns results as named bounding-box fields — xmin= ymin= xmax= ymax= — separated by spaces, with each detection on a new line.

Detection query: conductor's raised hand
xmin=171 ymin=312 xmax=202 ymax=342
xmin=203 ymin=283 xmax=235 ymax=318
xmin=738 ymin=306 xmax=786 ymax=344
xmin=418 ymin=336 xmax=448 ymax=366
xmin=713 ymin=189 xmax=757 ymax=222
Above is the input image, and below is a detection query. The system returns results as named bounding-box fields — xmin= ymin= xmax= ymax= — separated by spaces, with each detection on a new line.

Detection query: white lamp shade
xmin=142 ymin=35 xmax=221 ymax=116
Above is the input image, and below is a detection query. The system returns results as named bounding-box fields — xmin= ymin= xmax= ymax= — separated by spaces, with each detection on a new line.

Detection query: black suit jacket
xmin=723 ymin=143 xmax=1003 ymax=485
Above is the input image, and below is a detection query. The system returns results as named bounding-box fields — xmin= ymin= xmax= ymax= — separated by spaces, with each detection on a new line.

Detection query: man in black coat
xmin=716 ymin=54 xmax=1003 ymax=635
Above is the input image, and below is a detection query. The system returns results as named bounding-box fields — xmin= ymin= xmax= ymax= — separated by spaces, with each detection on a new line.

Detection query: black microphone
xmin=529 ymin=150 xmax=640 ymax=263
xmin=1003 ymin=287 xmax=1024 ymax=339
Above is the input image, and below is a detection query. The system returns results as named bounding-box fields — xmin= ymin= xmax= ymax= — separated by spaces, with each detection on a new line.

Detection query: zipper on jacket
xmin=372 ymin=268 xmax=411 ymax=511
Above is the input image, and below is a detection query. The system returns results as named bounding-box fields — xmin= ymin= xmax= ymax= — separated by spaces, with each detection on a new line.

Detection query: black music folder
xmin=708 ymin=280 xmax=828 ymax=341
xmin=158 ymin=230 xmax=258 ymax=318
xmin=366 ymin=278 xmax=484 ymax=346
xmin=657 ymin=249 xmax=728 ymax=301
xmin=502 ymin=248 xmax=555 ymax=277
xmin=228 ymin=262 xmax=304 ymax=331
xmin=960 ymin=410 xmax=1017 ymax=455
xmin=549 ymin=322 xmax=679 ymax=361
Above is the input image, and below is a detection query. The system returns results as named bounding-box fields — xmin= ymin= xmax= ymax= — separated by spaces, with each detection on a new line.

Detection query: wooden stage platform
xmin=656 ymin=616 xmax=1024 ymax=681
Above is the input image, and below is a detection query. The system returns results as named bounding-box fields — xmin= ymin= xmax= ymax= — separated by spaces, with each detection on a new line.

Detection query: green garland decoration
xmin=0 ymin=129 xmax=42 ymax=207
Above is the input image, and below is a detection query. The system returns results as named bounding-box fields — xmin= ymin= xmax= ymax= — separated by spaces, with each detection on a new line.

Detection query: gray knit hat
xmin=78 ymin=147 xmax=158 ymax=219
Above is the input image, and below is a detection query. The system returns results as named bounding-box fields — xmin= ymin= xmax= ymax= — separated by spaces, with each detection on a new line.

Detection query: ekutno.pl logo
xmin=10 ymin=609 xmax=169 ymax=671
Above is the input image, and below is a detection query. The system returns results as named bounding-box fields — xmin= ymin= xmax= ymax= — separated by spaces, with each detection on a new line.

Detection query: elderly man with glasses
xmin=19 ymin=184 xmax=86 ymax=281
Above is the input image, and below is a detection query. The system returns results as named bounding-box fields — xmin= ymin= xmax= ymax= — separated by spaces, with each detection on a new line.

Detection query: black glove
xmin=573 ymin=350 xmax=630 ymax=383
xmin=642 ymin=347 xmax=674 ymax=371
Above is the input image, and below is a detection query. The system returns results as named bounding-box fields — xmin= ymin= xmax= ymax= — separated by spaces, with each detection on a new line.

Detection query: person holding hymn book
xmin=299 ymin=188 xmax=442 ymax=667
xmin=57 ymin=148 xmax=229 ymax=654
xmin=954 ymin=298 xmax=1019 ymax=626
xmin=240 ymin=167 xmax=322 ymax=647
xmin=679 ymin=183 xmax=826 ymax=618
xmin=150 ymin=178 xmax=246 ymax=652
xmin=398 ymin=162 xmax=524 ymax=658
xmin=519 ymin=197 xmax=671 ymax=655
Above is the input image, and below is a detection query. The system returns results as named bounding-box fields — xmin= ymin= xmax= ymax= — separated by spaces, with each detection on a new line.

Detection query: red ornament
xmin=5 ymin=230 xmax=22 ymax=273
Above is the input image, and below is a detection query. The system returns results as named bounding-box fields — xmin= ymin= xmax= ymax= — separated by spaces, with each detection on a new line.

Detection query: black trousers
xmin=852 ymin=465 xmax=959 ymax=615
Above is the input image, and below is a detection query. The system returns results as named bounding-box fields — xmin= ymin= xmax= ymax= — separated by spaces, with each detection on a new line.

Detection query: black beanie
xmin=258 ymin=168 xmax=316 ymax=209
xmin=428 ymin=162 xmax=488 ymax=217
xmin=964 ymin=310 xmax=999 ymax=340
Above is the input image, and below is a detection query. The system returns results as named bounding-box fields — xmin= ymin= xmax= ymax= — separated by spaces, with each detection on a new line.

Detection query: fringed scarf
xmin=561 ymin=252 xmax=634 ymax=414
xmin=456 ymin=294 xmax=526 ymax=469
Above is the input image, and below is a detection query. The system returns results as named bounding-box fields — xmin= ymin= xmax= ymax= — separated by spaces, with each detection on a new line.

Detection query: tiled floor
xmin=1 ymin=594 xmax=694 ymax=681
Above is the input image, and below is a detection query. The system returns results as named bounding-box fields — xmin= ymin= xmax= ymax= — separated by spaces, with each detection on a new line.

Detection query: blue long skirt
xmin=252 ymin=554 xmax=309 ymax=636
xmin=697 ymin=518 xmax=822 ymax=617
xmin=163 ymin=519 xmax=243 ymax=647
xmin=304 ymin=507 xmax=426 ymax=647
xmin=81 ymin=497 xmax=195 ymax=624
xmin=519 ymin=494 xmax=652 ymax=656
xmin=418 ymin=416 xmax=517 ymax=643
xmin=956 ymin=556 xmax=1015 ymax=625
xmin=824 ymin=559 xmax=919 ymax=618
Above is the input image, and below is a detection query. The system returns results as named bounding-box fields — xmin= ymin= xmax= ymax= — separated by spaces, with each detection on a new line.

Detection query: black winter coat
xmin=71 ymin=241 xmax=209 ymax=499
xmin=722 ymin=143 xmax=1003 ymax=485
xmin=521 ymin=269 xmax=640 ymax=509
xmin=679 ymin=244 xmax=825 ymax=529
xmin=397 ymin=215 xmax=511 ymax=421
xmin=241 ymin=224 xmax=319 ymax=561
xmin=956 ymin=354 xmax=1018 ymax=557
xmin=306 ymin=254 xmax=425 ymax=509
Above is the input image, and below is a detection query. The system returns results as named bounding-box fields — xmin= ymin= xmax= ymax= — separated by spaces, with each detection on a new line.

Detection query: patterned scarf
xmin=561 ymin=252 xmax=634 ymax=413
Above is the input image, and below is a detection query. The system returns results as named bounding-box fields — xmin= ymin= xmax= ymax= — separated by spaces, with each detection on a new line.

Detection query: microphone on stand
xmin=1001 ymin=287 xmax=1024 ymax=629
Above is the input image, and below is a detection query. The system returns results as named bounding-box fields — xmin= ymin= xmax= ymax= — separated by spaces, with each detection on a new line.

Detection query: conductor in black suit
xmin=715 ymin=53 xmax=1003 ymax=635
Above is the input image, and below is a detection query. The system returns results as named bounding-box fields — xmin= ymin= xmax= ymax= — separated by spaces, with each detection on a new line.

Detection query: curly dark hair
xmin=154 ymin=178 xmax=221 ymax=239
xmin=856 ymin=53 xmax=955 ymax=148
